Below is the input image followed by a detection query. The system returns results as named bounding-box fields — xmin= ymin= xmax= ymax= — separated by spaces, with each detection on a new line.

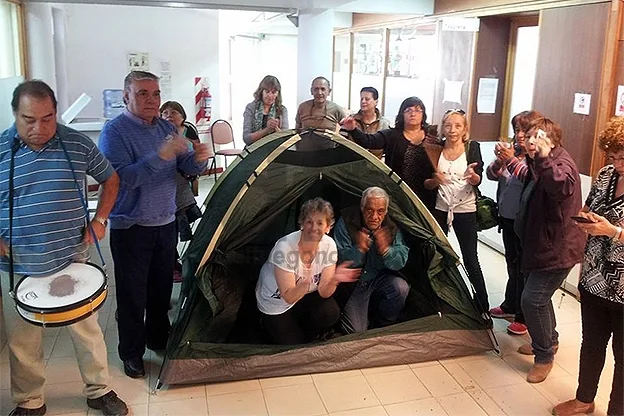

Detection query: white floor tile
xmin=384 ymin=397 xmax=448 ymax=416
xmin=206 ymin=389 xmax=267 ymax=416
xmin=315 ymin=374 xmax=380 ymax=413
xmin=436 ymin=392 xmax=488 ymax=416
xmin=364 ymin=369 xmax=431 ymax=405
xmin=263 ymin=383 xmax=327 ymax=416
xmin=411 ymin=364 xmax=464 ymax=398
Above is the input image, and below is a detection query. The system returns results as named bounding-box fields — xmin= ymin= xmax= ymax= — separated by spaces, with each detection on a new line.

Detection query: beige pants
xmin=0 ymin=270 xmax=111 ymax=409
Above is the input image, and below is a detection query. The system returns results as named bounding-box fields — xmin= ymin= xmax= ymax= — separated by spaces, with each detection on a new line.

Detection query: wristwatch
xmin=94 ymin=216 xmax=108 ymax=227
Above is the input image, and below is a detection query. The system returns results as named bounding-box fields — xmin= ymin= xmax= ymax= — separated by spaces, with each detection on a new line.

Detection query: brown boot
xmin=527 ymin=362 xmax=554 ymax=383
xmin=518 ymin=343 xmax=559 ymax=355
xmin=552 ymin=399 xmax=595 ymax=415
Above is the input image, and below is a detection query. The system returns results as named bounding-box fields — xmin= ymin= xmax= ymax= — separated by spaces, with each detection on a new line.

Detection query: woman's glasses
xmin=403 ymin=107 xmax=423 ymax=115
xmin=444 ymin=109 xmax=466 ymax=116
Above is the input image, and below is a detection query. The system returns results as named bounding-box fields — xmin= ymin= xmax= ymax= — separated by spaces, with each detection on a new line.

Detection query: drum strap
xmin=7 ymin=138 xmax=106 ymax=297
xmin=58 ymin=139 xmax=106 ymax=269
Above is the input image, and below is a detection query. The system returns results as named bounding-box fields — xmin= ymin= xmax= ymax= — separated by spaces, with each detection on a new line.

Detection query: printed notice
xmin=476 ymin=78 xmax=498 ymax=114
xmin=573 ymin=93 xmax=591 ymax=116
xmin=616 ymin=85 xmax=624 ymax=117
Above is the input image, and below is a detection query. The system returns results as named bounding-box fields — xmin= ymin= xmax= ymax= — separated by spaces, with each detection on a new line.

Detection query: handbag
xmin=476 ymin=191 xmax=499 ymax=231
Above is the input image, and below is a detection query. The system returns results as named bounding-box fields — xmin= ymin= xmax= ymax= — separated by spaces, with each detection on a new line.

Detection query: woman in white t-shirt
xmin=423 ymin=109 xmax=489 ymax=313
xmin=256 ymin=198 xmax=360 ymax=344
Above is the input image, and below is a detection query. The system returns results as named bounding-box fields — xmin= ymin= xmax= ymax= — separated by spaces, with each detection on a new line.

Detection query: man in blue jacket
xmin=334 ymin=187 xmax=410 ymax=333
xmin=99 ymin=71 xmax=210 ymax=378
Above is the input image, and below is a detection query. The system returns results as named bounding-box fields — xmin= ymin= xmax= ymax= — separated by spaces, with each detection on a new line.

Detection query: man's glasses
xmin=444 ymin=109 xmax=466 ymax=116
xmin=403 ymin=107 xmax=423 ymax=115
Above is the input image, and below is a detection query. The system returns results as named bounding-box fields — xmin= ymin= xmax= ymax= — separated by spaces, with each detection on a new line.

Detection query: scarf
xmin=253 ymin=100 xmax=277 ymax=132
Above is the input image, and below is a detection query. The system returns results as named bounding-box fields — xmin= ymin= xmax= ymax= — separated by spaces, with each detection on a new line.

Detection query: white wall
xmin=53 ymin=4 xmax=219 ymax=123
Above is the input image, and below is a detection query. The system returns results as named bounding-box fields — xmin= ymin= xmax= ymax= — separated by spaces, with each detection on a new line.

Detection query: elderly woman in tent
xmin=255 ymin=198 xmax=360 ymax=344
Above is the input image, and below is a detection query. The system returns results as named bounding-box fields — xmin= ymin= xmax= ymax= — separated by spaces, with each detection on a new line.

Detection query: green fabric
xmin=165 ymin=130 xmax=491 ymax=369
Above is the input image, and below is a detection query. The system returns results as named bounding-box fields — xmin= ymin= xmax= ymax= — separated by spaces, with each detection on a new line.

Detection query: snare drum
xmin=14 ymin=262 xmax=107 ymax=327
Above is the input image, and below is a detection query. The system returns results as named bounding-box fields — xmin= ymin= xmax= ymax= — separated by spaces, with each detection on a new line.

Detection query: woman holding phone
xmin=514 ymin=117 xmax=585 ymax=384
xmin=552 ymin=116 xmax=623 ymax=416
xmin=243 ymin=75 xmax=288 ymax=145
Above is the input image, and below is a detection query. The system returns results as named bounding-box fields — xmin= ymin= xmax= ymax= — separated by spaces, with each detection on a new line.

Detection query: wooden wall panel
xmin=435 ymin=0 xmax=524 ymax=14
xmin=469 ymin=16 xmax=511 ymax=141
xmin=532 ymin=2 xmax=610 ymax=175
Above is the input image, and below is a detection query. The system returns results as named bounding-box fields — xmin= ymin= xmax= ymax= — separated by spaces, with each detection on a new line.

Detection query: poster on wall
xmin=160 ymin=61 xmax=172 ymax=100
xmin=615 ymin=85 xmax=624 ymax=117
xmin=195 ymin=77 xmax=212 ymax=134
xmin=573 ymin=93 xmax=591 ymax=116
xmin=127 ymin=52 xmax=149 ymax=72
xmin=476 ymin=78 xmax=498 ymax=114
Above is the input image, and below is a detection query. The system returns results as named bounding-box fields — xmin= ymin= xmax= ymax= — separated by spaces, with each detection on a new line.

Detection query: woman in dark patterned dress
xmin=553 ymin=116 xmax=624 ymax=416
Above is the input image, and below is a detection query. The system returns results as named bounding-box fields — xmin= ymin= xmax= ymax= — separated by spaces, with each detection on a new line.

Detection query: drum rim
xmin=14 ymin=262 xmax=108 ymax=313
xmin=17 ymin=289 xmax=107 ymax=327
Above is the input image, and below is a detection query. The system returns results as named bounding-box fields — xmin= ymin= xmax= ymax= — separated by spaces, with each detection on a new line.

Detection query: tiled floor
xmin=0 ymin=176 xmax=618 ymax=415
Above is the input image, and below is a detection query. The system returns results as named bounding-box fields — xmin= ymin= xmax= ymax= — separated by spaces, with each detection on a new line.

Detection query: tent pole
xmin=151 ymin=379 xmax=163 ymax=395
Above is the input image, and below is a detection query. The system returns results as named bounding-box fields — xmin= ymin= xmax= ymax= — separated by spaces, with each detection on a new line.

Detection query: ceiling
xmin=25 ymin=0 xmax=434 ymax=15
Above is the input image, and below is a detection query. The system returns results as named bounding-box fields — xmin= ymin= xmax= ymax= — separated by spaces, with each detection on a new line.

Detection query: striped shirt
xmin=0 ymin=124 xmax=114 ymax=276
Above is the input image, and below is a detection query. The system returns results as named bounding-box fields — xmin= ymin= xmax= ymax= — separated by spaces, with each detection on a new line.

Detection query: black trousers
xmin=577 ymin=290 xmax=623 ymax=415
xmin=499 ymin=217 xmax=525 ymax=323
xmin=110 ymin=222 xmax=176 ymax=360
xmin=261 ymin=291 xmax=340 ymax=345
xmin=433 ymin=210 xmax=489 ymax=312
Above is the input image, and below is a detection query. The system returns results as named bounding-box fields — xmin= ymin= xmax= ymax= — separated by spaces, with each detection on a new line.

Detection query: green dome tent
xmin=155 ymin=129 xmax=496 ymax=388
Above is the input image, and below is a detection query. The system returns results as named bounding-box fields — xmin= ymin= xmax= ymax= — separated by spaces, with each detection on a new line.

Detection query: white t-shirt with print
xmin=255 ymin=230 xmax=337 ymax=315
xmin=435 ymin=151 xmax=476 ymax=226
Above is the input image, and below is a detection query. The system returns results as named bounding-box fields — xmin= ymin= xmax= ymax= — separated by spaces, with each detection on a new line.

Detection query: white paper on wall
xmin=160 ymin=60 xmax=172 ymax=100
xmin=127 ymin=52 xmax=149 ymax=72
xmin=573 ymin=93 xmax=591 ymax=115
xmin=615 ymin=85 xmax=624 ymax=117
xmin=476 ymin=78 xmax=498 ymax=114
xmin=442 ymin=79 xmax=463 ymax=104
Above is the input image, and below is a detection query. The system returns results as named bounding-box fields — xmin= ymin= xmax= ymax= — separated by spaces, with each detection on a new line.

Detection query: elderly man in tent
xmin=334 ymin=187 xmax=410 ymax=333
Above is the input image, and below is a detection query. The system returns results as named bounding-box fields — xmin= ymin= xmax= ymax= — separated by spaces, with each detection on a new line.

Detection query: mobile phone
xmin=571 ymin=215 xmax=595 ymax=224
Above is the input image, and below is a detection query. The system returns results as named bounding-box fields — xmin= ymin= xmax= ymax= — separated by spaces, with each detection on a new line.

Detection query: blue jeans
xmin=521 ymin=268 xmax=570 ymax=364
xmin=340 ymin=273 xmax=409 ymax=333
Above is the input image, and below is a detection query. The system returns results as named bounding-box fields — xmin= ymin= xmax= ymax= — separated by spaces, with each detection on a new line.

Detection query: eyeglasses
xmin=161 ymin=109 xmax=181 ymax=117
xmin=403 ymin=107 xmax=423 ymax=115
xmin=444 ymin=109 xmax=466 ymax=116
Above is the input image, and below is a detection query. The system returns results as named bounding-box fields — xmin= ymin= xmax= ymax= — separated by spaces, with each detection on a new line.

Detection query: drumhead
xmin=15 ymin=263 xmax=106 ymax=310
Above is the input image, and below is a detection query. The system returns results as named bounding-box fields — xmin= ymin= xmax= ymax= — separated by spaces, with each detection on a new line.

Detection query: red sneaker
xmin=507 ymin=321 xmax=528 ymax=335
xmin=489 ymin=306 xmax=515 ymax=319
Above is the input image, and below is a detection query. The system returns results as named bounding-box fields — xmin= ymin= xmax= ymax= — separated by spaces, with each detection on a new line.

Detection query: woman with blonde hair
xmin=553 ymin=117 xmax=624 ymax=416
xmin=243 ymin=75 xmax=289 ymax=145
xmin=255 ymin=198 xmax=359 ymax=344
xmin=424 ymin=109 xmax=489 ymax=313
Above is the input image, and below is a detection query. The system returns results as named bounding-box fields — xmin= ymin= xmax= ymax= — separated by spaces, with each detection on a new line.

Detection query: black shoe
xmin=9 ymin=405 xmax=47 ymax=416
xmin=123 ymin=357 xmax=145 ymax=378
xmin=87 ymin=391 xmax=128 ymax=416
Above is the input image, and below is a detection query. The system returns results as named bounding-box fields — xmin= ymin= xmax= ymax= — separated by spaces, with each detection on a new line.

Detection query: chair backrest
xmin=211 ymin=119 xmax=235 ymax=147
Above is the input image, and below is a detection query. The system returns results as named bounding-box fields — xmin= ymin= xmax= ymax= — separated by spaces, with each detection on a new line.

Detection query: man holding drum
xmin=99 ymin=71 xmax=210 ymax=379
xmin=0 ymin=81 xmax=127 ymax=415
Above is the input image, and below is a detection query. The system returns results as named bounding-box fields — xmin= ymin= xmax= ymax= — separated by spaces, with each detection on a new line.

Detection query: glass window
xmin=332 ymin=34 xmax=350 ymax=111
xmin=0 ymin=1 xmax=23 ymax=78
xmin=384 ymin=25 xmax=438 ymax=120
xmin=350 ymin=30 xmax=384 ymax=112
